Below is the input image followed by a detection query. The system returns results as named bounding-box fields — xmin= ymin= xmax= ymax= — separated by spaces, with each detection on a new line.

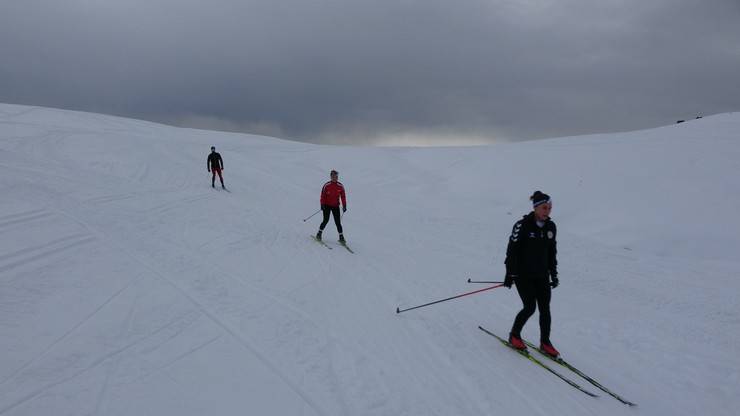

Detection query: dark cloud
xmin=1 ymin=0 xmax=739 ymax=145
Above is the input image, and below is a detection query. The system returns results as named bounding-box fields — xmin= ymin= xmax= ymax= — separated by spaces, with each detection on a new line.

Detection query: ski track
xmin=126 ymin=334 xmax=222 ymax=387
xmin=0 ymin=233 xmax=90 ymax=263
xmin=0 ymin=210 xmax=54 ymax=231
xmin=85 ymin=193 xmax=137 ymax=205
xmin=92 ymin=288 xmax=140 ymax=416
xmin=34 ymin=196 xmax=332 ymax=416
xmin=0 ymin=310 xmax=205 ymax=416
xmin=0 ymin=235 xmax=96 ymax=276
xmin=0 ymin=276 xmax=141 ymax=387
xmin=123 ymin=252 xmax=330 ymax=416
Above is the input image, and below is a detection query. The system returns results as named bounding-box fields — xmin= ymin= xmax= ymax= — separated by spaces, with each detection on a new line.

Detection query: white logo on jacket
xmin=511 ymin=223 xmax=522 ymax=242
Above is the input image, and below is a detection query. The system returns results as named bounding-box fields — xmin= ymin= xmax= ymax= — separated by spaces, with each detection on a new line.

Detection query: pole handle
xmin=467 ymin=277 xmax=504 ymax=284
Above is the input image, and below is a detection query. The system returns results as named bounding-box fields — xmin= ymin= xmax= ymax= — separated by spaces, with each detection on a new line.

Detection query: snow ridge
xmin=1 ymin=104 xmax=739 ymax=415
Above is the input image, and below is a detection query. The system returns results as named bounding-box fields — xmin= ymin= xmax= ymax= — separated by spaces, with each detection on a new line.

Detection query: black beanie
xmin=531 ymin=191 xmax=551 ymax=207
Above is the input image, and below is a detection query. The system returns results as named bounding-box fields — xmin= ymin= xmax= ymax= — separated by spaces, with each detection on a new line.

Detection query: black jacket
xmin=207 ymin=152 xmax=223 ymax=170
xmin=505 ymin=212 xmax=557 ymax=281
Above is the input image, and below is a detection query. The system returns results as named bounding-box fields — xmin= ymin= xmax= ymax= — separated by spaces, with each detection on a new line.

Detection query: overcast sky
xmin=1 ymin=0 xmax=739 ymax=145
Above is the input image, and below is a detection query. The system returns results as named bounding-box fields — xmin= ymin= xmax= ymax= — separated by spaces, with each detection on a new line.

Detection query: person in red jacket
xmin=316 ymin=170 xmax=347 ymax=242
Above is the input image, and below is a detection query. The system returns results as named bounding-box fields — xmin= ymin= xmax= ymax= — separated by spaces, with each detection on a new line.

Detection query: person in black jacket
xmin=207 ymin=146 xmax=225 ymax=189
xmin=504 ymin=191 xmax=560 ymax=357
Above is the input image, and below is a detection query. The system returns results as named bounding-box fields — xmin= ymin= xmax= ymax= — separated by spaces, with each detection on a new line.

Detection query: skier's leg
xmin=211 ymin=170 xmax=216 ymax=187
xmin=536 ymin=280 xmax=552 ymax=343
xmin=319 ymin=206 xmax=330 ymax=231
xmin=511 ymin=278 xmax=536 ymax=337
xmin=331 ymin=207 xmax=343 ymax=234
xmin=331 ymin=207 xmax=344 ymax=241
xmin=218 ymin=169 xmax=224 ymax=186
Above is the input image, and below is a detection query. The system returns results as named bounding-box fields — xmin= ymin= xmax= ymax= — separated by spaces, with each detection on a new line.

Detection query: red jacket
xmin=320 ymin=181 xmax=346 ymax=207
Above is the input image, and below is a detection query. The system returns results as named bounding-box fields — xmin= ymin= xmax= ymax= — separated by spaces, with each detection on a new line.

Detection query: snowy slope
xmin=1 ymin=103 xmax=738 ymax=416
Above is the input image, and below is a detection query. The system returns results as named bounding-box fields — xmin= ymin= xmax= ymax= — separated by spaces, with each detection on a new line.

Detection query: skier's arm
xmin=504 ymin=221 xmax=523 ymax=277
xmin=340 ymin=186 xmax=347 ymax=209
xmin=548 ymin=223 xmax=558 ymax=278
xmin=207 ymin=155 xmax=210 ymax=171
xmin=219 ymin=155 xmax=224 ymax=170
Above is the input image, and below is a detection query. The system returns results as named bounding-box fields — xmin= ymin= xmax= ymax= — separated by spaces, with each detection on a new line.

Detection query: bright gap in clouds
xmin=311 ymin=126 xmax=508 ymax=147
xmin=369 ymin=132 xmax=501 ymax=147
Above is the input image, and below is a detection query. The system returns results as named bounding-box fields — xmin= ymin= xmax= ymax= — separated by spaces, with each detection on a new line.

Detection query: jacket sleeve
xmin=340 ymin=185 xmax=347 ymax=207
xmin=548 ymin=222 xmax=558 ymax=277
xmin=207 ymin=155 xmax=210 ymax=170
xmin=219 ymin=155 xmax=224 ymax=169
xmin=504 ymin=221 xmax=523 ymax=276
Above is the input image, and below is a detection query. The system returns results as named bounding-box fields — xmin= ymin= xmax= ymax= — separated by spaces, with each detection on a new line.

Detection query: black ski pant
xmin=319 ymin=205 xmax=343 ymax=234
xmin=510 ymin=277 xmax=552 ymax=343
xmin=211 ymin=168 xmax=224 ymax=186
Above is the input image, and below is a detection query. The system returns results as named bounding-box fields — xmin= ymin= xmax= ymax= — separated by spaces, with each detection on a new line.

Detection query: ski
xmin=311 ymin=235 xmax=333 ymax=249
xmin=338 ymin=241 xmax=355 ymax=254
xmin=478 ymin=326 xmax=598 ymax=397
xmin=524 ymin=340 xmax=636 ymax=406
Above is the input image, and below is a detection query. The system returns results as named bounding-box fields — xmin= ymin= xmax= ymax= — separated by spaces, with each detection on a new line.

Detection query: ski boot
xmin=315 ymin=230 xmax=323 ymax=241
xmin=338 ymin=234 xmax=346 ymax=244
xmin=540 ymin=341 xmax=560 ymax=358
xmin=508 ymin=333 xmax=526 ymax=350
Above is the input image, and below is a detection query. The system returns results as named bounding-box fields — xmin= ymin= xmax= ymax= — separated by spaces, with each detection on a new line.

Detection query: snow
xmin=0 ymin=103 xmax=738 ymax=415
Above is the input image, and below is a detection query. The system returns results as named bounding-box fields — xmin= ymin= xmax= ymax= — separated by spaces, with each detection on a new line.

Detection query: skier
xmin=316 ymin=170 xmax=347 ymax=243
xmin=207 ymin=146 xmax=225 ymax=189
xmin=503 ymin=191 xmax=560 ymax=357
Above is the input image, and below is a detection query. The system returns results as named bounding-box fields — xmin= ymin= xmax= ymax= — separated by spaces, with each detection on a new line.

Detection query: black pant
xmin=510 ymin=277 xmax=552 ymax=343
xmin=319 ymin=205 xmax=342 ymax=234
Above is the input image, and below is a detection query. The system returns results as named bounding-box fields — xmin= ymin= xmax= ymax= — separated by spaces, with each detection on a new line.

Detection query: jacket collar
xmin=524 ymin=211 xmax=551 ymax=225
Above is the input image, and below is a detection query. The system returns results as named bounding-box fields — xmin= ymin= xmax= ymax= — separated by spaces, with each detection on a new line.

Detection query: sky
xmin=1 ymin=0 xmax=739 ymax=145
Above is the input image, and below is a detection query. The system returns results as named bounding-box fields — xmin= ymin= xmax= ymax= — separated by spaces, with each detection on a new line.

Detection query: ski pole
xmin=467 ymin=278 xmax=504 ymax=284
xmin=302 ymin=208 xmax=322 ymax=222
xmin=396 ymin=283 xmax=504 ymax=314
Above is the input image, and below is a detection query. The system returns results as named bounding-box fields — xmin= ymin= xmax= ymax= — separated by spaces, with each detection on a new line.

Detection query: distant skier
xmin=207 ymin=146 xmax=225 ymax=189
xmin=503 ymin=191 xmax=560 ymax=357
xmin=316 ymin=170 xmax=347 ymax=243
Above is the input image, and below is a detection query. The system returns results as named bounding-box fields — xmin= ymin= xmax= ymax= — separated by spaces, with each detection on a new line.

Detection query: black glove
xmin=550 ymin=276 xmax=559 ymax=288
xmin=343 ymin=206 xmax=347 ymax=213
xmin=504 ymin=274 xmax=516 ymax=288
